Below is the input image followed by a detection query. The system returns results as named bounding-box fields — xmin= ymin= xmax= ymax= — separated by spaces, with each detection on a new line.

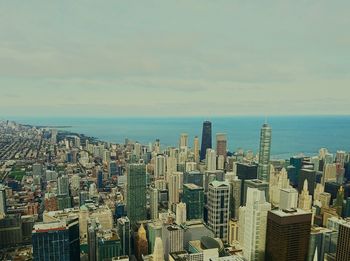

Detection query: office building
xmin=183 ymin=184 xmax=204 ymax=220
xmin=225 ymin=172 xmax=241 ymax=219
xmin=169 ymin=173 xmax=180 ymax=210
xmin=176 ymin=203 xmax=187 ymax=225
xmin=153 ymin=237 xmax=165 ymax=261
xmin=184 ymin=171 xmax=203 ymax=188
xmin=155 ymin=154 xmax=166 ymax=179
xmin=148 ymin=221 xmax=163 ymax=253
xmin=243 ymin=179 xmax=269 ymax=206
xmin=335 ymin=222 xmax=350 ymax=260
xmin=265 ymin=209 xmax=312 ymax=261
xmin=58 ymin=175 xmax=69 ymax=196
xmin=136 ymin=224 xmax=148 ymax=261
xmin=200 ymin=121 xmax=212 ymax=161
xmin=117 ymin=217 xmax=131 ymax=256
xmin=0 ymin=185 xmax=6 ymax=216
xmin=279 ymin=188 xmax=298 ymax=210
xmin=216 ymin=133 xmax=227 ymax=159
xmin=298 ymin=169 xmax=316 ymax=196
xmin=298 ymin=179 xmax=312 ymax=211
xmin=206 ymin=149 xmax=217 ymax=171
xmin=127 ymin=164 xmax=147 ymax=225
xmin=257 ymin=123 xmax=272 ymax=182
xmin=179 ymin=133 xmax=188 ymax=148
xmin=194 ymin=136 xmax=200 ymax=164
xmin=207 ymin=181 xmax=230 ymax=242
xmin=239 ymin=188 xmax=271 ymax=261
xmin=32 ymin=217 xmax=80 ymax=261
xmin=150 ymin=188 xmax=159 ymax=220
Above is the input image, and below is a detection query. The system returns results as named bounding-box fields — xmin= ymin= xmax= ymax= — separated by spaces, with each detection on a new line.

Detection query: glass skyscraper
xmin=126 ymin=164 xmax=147 ymax=226
xmin=200 ymin=121 xmax=212 ymax=161
xmin=257 ymin=123 xmax=272 ymax=182
xmin=32 ymin=217 xmax=80 ymax=261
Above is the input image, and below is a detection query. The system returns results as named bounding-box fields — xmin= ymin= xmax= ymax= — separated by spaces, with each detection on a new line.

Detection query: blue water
xmin=4 ymin=116 xmax=350 ymax=159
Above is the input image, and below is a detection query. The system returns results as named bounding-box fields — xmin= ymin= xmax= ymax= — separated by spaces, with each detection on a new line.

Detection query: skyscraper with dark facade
xmin=200 ymin=121 xmax=212 ymax=161
xmin=126 ymin=164 xmax=147 ymax=226
xmin=257 ymin=123 xmax=272 ymax=182
xmin=183 ymin=183 xmax=204 ymax=220
xmin=32 ymin=217 xmax=80 ymax=261
xmin=335 ymin=222 xmax=350 ymax=260
xmin=265 ymin=209 xmax=312 ymax=261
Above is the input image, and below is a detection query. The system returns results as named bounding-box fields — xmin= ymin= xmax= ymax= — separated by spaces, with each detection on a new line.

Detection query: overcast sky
xmin=1 ymin=1 xmax=349 ymax=117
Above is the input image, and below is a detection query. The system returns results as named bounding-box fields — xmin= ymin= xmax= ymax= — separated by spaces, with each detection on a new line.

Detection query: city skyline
xmin=1 ymin=1 xmax=350 ymax=117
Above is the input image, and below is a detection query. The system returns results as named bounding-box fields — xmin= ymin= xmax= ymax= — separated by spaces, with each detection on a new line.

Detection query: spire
xmin=303 ymin=179 xmax=308 ymax=192
xmin=153 ymin=237 xmax=164 ymax=261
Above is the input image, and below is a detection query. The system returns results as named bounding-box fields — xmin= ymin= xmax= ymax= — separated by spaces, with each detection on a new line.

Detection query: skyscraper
xmin=265 ymin=209 xmax=312 ymax=261
xmin=335 ymin=222 xmax=350 ymax=261
xmin=207 ymin=181 xmax=230 ymax=242
xmin=216 ymin=133 xmax=227 ymax=159
xmin=176 ymin=202 xmax=187 ymax=225
xmin=150 ymin=188 xmax=159 ymax=220
xmin=225 ymin=172 xmax=241 ymax=219
xmin=127 ymin=164 xmax=147 ymax=225
xmin=179 ymin=133 xmax=188 ymax=148
xmin=298 ymin=179 xmax=312 ymax=211
xmin=155 ymin=154 xmax=166 ymax=179
xmin=206 ymin=149 xmax=217 ymax=171
xmin=239 ymin=188 xmax=271 ymax=261
xmin=183 ymin=183 xmax=204 ymax=220
xmin=257 ymin=123 xmax=272 ymax=182
xmin=136 ymin=224 xmax=148 ymax=261
xmin=58 ymin=175 xmax=69 ymax=196
xmin=0 ymin=186 xmax=6 ymax=216
xmin=153 ymin=237 xmax=165 ymax=261
xmin=32 ymin=217 xmax=80 ymax=261
xmin=200 ymin=121 xmax=212 ymax=161
xmin=194 ymin=136 xmax=200 ymax=164
xmin=168 ymin=173 xmax=180 ymax=210
xmin=117 ymin=217 xmax=131 ymax=256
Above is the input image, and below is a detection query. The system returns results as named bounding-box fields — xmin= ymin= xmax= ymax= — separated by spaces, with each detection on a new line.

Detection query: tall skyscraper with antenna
xmin=200 ymin=121 xmax=212 ymax=161
xmin=257 ymin=122 xmax=272 ymax=182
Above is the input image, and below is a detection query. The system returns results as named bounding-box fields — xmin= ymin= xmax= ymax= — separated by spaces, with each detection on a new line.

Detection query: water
xmin=5 ymin=116 xmax=350 ymax=159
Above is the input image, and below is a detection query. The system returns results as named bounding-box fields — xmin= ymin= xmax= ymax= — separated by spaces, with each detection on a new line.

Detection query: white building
xmin=206 ymin=149 xmax=217 ymax=171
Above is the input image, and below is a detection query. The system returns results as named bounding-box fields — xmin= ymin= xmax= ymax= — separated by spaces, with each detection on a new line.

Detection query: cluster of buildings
xmin=0 ymin=120 xmax=350 ymax=260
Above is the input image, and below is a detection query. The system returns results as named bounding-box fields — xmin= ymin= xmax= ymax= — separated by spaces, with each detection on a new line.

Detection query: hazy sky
xmin=1 ymin=1 xmax=349 ymax=117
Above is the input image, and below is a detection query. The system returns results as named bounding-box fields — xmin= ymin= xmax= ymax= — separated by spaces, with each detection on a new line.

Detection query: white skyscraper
xmin=298 ymin=180 xmax=312 ymax=211
xmin=176 ymin=202 xmax=187 ymax=225
xmin=207 ymin=181 xmax=230 ymax=242
xmin=257 ymin=123 xmax=272 ymax=182
xmin=150 ymin=188 xmax=159 ymax=220
xmin=269 ymin=167 xmax=291 ymax=207
xmin=206 ymin=149 xmax=217 ymax=171
xmin=322 ymin=163 xmax=337 ymax=185
xmin=279 ymin=188 xmax=298 ymax=210
xmin=168 ymin=174 xmax=180 ymax=209
xmin=155 ymin=154 xmax=166 ymax=179
xmin=153 ymin=237 xmax=165 ymax=261
xmin=217 ymin=155 xmax=225 ymax=170
xmin=239 ymin=188 xmax=271 ymax=261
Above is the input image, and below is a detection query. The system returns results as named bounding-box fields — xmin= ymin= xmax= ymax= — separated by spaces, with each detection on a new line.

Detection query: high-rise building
xmin=206 ymin=149 xmax=217 ymax=171
xmin=298 ymin=179 xmax=312 ymax=211
xmin=0 ymin=186 xmax=6 ymax=216
xmin=200 ymin=121 xmax=212 ymax=161
xmin=183 ymin=183 xmax=204 ymax=220
xmin=58 ymin=175 xmax=69 ymax=196
xmin=32 ymin=217 xmax=80 ymax=261
xmin=243 ymin=179 xmax=269 ymax=206
xmin=155 ymin=154 xmax=166 ymax=179
xmin=279 ymin=188 xmax=298 ymax=210
xmin=239 ymin=188 xmax=271 ymax=261
xmin=335 ymin=222 xmax=350 ymax=260
xmin=298 ymin=168 xmax=316 ymax=196
xmin=176 ymin=203 xmax=187 ymax=225
xmin=265 ymin=209 xmax=312 ymax=261
xmin=88 ymin=219 xmax=98 ymax=261
xmin=194 ymin=136 xmax=200 ymax=164
xmin=127 ymin=164 xmax=147 ymax=225
xmin=216 ymin=133 xmax=227 ymax=159
xmin=136 ymin=224 xmax=148 ymax=261
xmin=169 ymin=173 xmax=180 ymax=210
xmin=179 ymin=133 xmax=188 ymax=148
xmin=257 ymin=123 xmax=272 ymax=182
xmin=150 ymin=188 xmax=159 ymax=220
xmin=148 ymin=221 xmax=163 ymax=253
xmin=153 ymin=237 xmax=165 ymax=261
xmin=335 ymin=186 xmax=344 ymax=216
xmin=117 ymin=217 xmax=131 ymax=256
xmin=225 ymin=172 xmax=241 ymax=219
xmin=167 ymin=225 xmax=184 ymax=254
xmin=207 ymin=181 xmax=230 ymax=242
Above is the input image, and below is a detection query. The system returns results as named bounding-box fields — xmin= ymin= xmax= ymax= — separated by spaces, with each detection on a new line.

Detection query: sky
xmin=0 ymin=1 xmax=349 ymax=117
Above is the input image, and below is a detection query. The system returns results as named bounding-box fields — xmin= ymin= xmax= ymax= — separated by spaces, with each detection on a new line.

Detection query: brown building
xmin=216 ymin=133 xmax=227 ymax=158
xmin=336 ymin=222 xmax=350 ymax=261
xmin=265 ymin=208 xmax=312 ymax=261
xmin=136 ymin=224 xmax=148 ymax=261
